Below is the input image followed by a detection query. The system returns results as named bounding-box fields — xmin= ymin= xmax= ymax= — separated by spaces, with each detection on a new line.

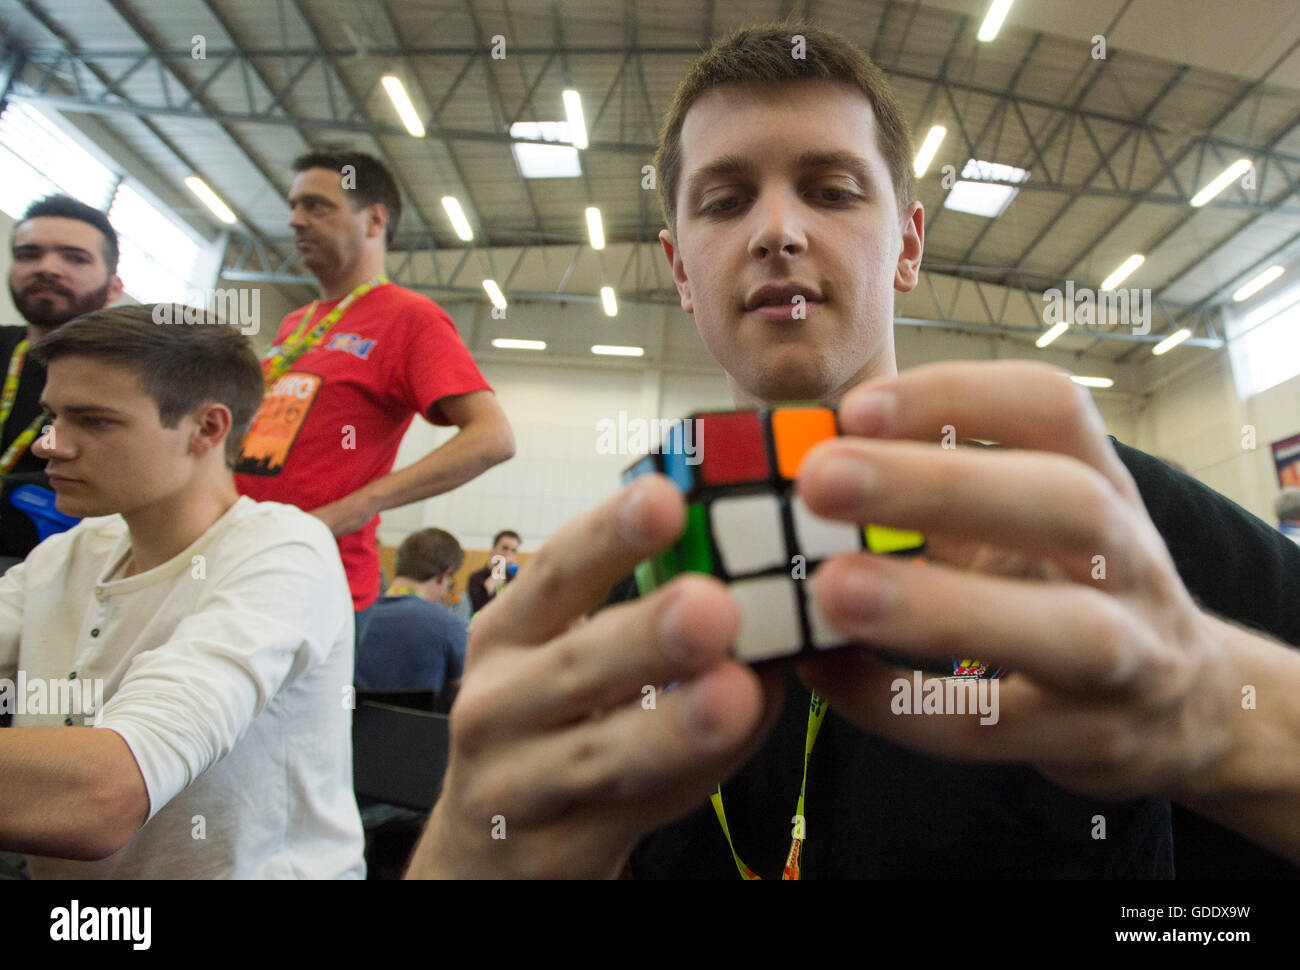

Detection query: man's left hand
xmin=793 ymin=360 xmax=1240 ymax=803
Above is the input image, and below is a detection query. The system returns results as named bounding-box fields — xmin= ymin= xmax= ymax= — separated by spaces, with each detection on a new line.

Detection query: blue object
xmin=9 ymin=485 xmax=81 ymax=541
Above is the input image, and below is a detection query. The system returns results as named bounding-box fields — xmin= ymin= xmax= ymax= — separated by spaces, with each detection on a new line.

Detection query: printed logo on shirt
xmin=325 ymin=332 xmax=377 ymax=359
xmin=235 ymin=371 xmax=323 ymax=477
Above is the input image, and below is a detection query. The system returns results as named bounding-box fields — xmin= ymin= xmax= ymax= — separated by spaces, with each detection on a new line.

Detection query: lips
xmin=25 ymin=286 xmax=70 ymax=300
xmin=743 ymin=282 xmax=825 ymax=312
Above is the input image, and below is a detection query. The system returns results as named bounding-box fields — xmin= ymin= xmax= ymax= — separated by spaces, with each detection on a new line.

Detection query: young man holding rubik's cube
xmin=408 ymin=22 xmax=1300 ymax=879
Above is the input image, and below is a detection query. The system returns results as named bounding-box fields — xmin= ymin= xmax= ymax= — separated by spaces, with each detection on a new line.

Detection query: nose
xmin=32 ymin=419 xmax=71 ymax=462
xmin=288 ymin=205 xmax=308 ymax=230
xmin=747 ymin=189 xmax=807 ymax=261
xmin=32 ymin=251 xmax=66 ymax=278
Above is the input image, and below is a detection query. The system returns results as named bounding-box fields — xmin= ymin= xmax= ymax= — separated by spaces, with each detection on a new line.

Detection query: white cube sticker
xmin=790 ymin=493 xmax=862 ymax=562
xmin=710 ymin=492 xmax=787 ymax=576
xmin=730 ymin=576 xmax=803 ymax=662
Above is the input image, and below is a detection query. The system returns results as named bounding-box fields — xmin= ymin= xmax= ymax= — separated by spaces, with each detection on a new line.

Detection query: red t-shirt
xmin=234 ymin=283 xmax=491 ymax=611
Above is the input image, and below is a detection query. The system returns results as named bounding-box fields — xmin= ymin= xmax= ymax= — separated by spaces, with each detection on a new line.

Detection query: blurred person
xmin=356 ymin=527 xmax=467 ymax=695
xmin=1277 ymin=487 xmax=1300 ymax=545
xmin=466 ymin=529 xmax=520 ymax=613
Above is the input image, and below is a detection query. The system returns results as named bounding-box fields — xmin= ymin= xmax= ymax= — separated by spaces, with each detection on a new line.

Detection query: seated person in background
xmin=0 ymin=304 xmax=365 ymax=879
xmin=1278 ymin=487 xmax=1300 ymax=546
xmin=465 ymin=529 xmax=520 ymax=613
xmin=357 ymin=527 xmax=467 ymax=696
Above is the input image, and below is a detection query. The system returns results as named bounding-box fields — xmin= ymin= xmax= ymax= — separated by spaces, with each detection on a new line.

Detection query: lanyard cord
xmin=261 ymin=275 xmax=388 ymax=387
xmin=0 ymin=340 xmax=50 ymax=476
xmin=710 ymin=692 xmax=828 ymax=880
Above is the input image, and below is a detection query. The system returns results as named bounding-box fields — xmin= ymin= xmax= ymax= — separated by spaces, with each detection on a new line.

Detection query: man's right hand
xmin=405 ymin=474 xmax=786 ymax=878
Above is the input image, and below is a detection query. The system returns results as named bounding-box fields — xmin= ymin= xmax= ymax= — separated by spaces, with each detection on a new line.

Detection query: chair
xmin=351 ymin=693 xmax=450 ymax=811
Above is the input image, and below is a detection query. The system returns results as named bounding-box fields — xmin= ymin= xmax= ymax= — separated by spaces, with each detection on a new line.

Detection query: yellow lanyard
xmin=261 ymin=275 xmax=388 ymax=388
xmin=710 ymin=692 xmax=827 ymax=880
xmin=0 ymin=339 xmax=50 ymax=475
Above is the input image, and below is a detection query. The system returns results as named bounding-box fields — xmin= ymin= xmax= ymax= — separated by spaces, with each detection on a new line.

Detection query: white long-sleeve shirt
xmin=0 ymin=495 xmax=366 ymax=879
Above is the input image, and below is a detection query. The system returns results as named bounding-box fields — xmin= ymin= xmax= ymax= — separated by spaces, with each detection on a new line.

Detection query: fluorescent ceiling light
xmin=1070 ymin=376 xmax=1114 ymax=388
xmin=1152 ymin=329 xmax=1191 ymax=356
xmin=586 ymin=206 xmax=605 ymax=250
xmin=592 ymin=344 xmax=643 ymax=357
xmin=492 ymin=338 xmax=546 ymax=351
xmin=977 ymin=0 xmax=1015 ymax=42
xmin=1101 ymin=254 xmax=1145 ymax=291
xmin=600 ymin=285 xmax=617 ymax=316
xmin=1190 ymin=159 xmax=1252 ymax=207
xmin=1035 ymin=321 xmax=1069 ymax=348
xmin=482 ymin=279 xmax=507 ymax=310
xmin=562 ymin=89 xmax=588 ymax=149
xmin=509 ymin=121 xmax=582 ymax=178
xmin=381 ymin=75 xmax=425 ymax=137
xmin=942 ymin=158 xmax=1029 ymax=218
xmin=1232 ymin=265 xmax=1285 ymax=302
xmin=913 ymin=125 xmax=947 ymax=177
xmin=185 ymin=177 xmax=237 ymax=224
xmin=441 ymin=196 xmax=473 ymax=241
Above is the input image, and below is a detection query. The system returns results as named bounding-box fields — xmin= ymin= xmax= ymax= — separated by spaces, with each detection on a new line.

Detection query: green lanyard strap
xmin=710 ymin=692 xmax=827 ymax=880
xmin=0 ymin=339 xmax=50 ymax=475
xmin=261 ymin=275 xmax=388 ymax=387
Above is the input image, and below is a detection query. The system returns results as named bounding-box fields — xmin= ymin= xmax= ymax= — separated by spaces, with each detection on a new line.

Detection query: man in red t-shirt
xmin=234 ymin=150 xmax=514 ymax=642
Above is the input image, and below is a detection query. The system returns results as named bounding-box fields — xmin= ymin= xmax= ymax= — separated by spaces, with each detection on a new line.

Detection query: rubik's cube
xmin=622 ymin=405 xmax=927 ymax=664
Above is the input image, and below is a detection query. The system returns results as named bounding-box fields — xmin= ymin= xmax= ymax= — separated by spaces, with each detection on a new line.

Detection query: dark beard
xmin=10 ymin=278 xmax=113 ymax=331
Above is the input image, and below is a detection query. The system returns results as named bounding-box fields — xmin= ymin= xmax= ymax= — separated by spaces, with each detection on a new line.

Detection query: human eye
xmin=812 ymin=179 xmax=861 ymax=204
xmin=700 ymin=190 xmax=747 ymax=217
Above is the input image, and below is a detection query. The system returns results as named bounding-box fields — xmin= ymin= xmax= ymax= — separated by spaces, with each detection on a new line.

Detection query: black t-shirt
xmin=623 ymin=437 xmax=1300 ymax=878
xmin=0 ymin=325 xmax=49 ymax=560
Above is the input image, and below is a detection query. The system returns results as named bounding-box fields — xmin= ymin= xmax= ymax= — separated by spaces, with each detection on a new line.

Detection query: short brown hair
xmin=654 ymin=21 xmax=915 ymax=231
xmin=30 ymin=304 xmax=265 ymax=469
xmin=395 ymin=528 xmax=464 ymax=582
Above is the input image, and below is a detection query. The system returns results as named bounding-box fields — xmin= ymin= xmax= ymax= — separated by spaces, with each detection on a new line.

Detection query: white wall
xmin=1133 ymin=342 xmax=1300 ymax=526
xmin=377 ymin=360 xmax=736 ymax=551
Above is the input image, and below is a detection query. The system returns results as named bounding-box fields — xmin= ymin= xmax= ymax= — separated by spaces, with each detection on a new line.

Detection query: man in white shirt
xmin=0 ymin=303 xmax=365 ymax=878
